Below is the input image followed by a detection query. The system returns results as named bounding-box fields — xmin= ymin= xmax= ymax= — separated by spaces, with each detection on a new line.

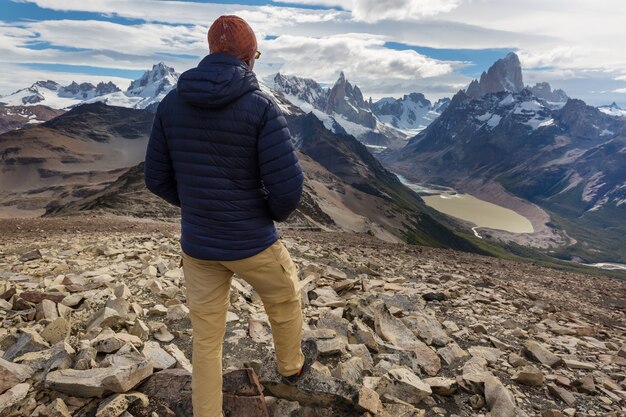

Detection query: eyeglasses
xmin=255 ymin=50 xmax=261 ymax=60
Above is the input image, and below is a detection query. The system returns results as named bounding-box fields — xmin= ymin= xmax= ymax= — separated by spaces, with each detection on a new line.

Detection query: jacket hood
xmin=177 ymin=53 xmax=260 ymax=109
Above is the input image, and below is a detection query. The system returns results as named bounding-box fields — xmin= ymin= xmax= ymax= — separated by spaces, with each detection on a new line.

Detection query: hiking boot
xmin=283 ymin=338 xmax=318 ymax=384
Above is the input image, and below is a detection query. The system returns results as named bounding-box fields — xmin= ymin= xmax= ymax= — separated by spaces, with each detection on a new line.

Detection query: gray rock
xmin=19 ymin=249 xmax=42 ymax=262
xmin=524 ymin=341 xmax=563 ymax=368
xmin=142 ymin=341 xmax=176 ymax=370
xmin=3 ymin=329 xmax=50 ymax=362
xmin=402 ymin=313 xmax=452 ymax=347
xmin=46 ymin=359 xmax=153 ymax=398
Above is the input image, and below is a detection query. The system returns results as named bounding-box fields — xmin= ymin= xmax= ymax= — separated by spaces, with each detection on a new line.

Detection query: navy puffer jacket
xmin=144 ymin=53 xmax=304 ymax=261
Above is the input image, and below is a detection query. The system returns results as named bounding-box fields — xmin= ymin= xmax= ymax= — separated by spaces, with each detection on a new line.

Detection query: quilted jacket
xmin=144 ymin=53 xmax=303 ymax=260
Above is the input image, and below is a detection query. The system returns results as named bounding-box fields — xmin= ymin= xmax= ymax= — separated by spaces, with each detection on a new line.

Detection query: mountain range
xmin=1 ymin=52 xmax=625 ymax=265
xmin=385 ymin=53 xmax=626 ymax=263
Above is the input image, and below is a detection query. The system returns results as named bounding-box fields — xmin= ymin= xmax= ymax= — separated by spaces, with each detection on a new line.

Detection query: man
xmin=144 ymin=15 xmax=317 ymax=417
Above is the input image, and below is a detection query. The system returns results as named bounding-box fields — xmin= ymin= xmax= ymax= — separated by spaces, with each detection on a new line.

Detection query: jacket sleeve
xmin=144 ymin=105 xmax=180 ymax=207
xmin=257 ymin=99 xmax=304 ymax=222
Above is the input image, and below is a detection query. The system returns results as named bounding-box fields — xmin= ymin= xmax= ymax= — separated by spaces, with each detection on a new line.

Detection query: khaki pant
xmin=182 ymin=240 xmax=305 ymax=417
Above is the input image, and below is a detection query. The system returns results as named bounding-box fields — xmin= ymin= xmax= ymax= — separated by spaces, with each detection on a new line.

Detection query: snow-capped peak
xmin=598 ymin=102 xmax=626 ymax=117
xmin=0 ymin=79 xmax=118 ymax=108
xmin=372 ymin=93 xmax=443 ymax=134
xmin=127 ymin=62 xmax=178 ymax=99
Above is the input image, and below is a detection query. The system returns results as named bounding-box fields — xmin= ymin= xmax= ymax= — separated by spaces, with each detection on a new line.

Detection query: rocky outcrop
xmin=0 ymin=218 xmax=624 ymax=416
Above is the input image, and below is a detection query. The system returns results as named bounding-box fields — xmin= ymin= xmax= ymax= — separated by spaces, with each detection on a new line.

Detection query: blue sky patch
xmin=384 ymin=42 xmax=515 ymax=78
xmin=23 ymin=63 xmax=144 ymax=80
xmin=0 ymin=0 xmax=146 ymax=24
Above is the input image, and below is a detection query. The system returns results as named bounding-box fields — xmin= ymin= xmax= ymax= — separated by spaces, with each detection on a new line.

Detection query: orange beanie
xmin=208 ymin=15 xmax=257 ymax=62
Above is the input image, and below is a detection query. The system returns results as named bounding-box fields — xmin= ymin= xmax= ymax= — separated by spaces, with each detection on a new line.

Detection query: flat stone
xmin=422 ymin=292 xmax=446 ymax=302
xmin=524 ymin=340 xmax=563 ymax=368
xmin=547 ymin=383 xmax=576 ymax=406
xmin=317 ymin=338 xmax=346 ymax=356
xmin=46 ymin=359 xmax=153 ymax=398
xmin=248 ymin=319 xmax=271 ymax=343
xmin=332 ymin=357 xmax=363 ymax=384
xmin=402 ymin=313 xmax=452 ymax=347
xmin=166 ymin=304 xmax=189 ymax=322
xmin=91 ymin=331 xmax=142 ymax=354
xmin=105 ymin=297 xmax=130 ymax=319
xmin=0 ymin=358 xmax=34 ymax=394
xmin=259 ymin=356 xmax=368 ymax=411
xmin=95 ymin=392 xmax=148 ymax=417
xmin=303 ymin=328 xmax=337 ymax=340
xmin=423 ymin=377 xmax=457 ymax=396
xmin=563 ymin=359 xmax=596 ymax=370
xmin=222 ymin=368 xmax=270 ymax=417
xmin=152 ymin=324 xmax=174 ymax=342
xmin=137 ymin=368 xmax=192 ymax=407
xmin=0 ymin=383 xmax=30 ymax=410
xmin=60 ymin=293 xmax=83 ymax=307
xmin=130 ymin=319 xmax=150 ymax=341
xmin=310 ymin=287 xmax=346 ymax=308
xmin=376 ymin=367 xmax=432 ymax=405
xmin=113 ymin=284 xmax=131 ymax=299
xmin=437 ymin=342 xmax=469 ymax=366
xmin=572 ymin=374 xmax=595 ymax=394
xmin=484 ymin=375 xmax=518 ymax=417
xmin=3 ymin=329 xmax=50 ymax=362
xmin=468 ymin=346 xmax=503 ymax=364
xmin=45 ymin=398 xmax=71 ymax=417
xmin=19 ymin=249 xmax=42 ymax=262
xmin=374 ymin=303 xmax=441 ymax=376
xmin=512 ymin=365 xmax=544 ymax=386
xmin=41 ymin=317 xmax=70 ymax=344
xmin=36 ymin=299 xmax=60 ymax=321
xmin=86 ymin=307 xmax=122 ymax=332
xmin=13 ymin=342 xmax=74 ymax=372
xmin=142 ymin=341 xmax=176 ymax=370
xmin=20 ymin=291 xmax=65 ymax=304
xmin=164 ymin=344 xmax=193 ymax=373
xmin=346 ymin=344 xmax=374 ymax=371
xmin=508 ymin=353 xmax=530 ymax=368
xmin=356 ymin=386 xmax=382 ymax=414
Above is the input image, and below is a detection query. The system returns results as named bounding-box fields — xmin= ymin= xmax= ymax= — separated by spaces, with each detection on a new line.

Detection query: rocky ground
xmin=0 ymin=216 xmax=625 ymax=417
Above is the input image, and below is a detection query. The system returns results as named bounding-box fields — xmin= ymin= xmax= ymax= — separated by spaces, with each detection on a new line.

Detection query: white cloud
xmin=258 ymin=33 xmax=453 ymax=83
xmin=271 ymin=0 xmax=462 ymax=22
xmin=5 ymin=0 xmax=626 ymax=106
xmin=614 ymin=88 xmax=626 ymax=94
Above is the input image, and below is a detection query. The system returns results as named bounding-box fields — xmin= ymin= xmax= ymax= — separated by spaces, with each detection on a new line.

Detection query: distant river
xmin=397 ymin=175 xmax=534 ymax=235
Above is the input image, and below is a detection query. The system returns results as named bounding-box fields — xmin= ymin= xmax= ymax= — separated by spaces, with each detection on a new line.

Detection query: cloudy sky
xmin=1 ymin=0 xmax=626 ymax=106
